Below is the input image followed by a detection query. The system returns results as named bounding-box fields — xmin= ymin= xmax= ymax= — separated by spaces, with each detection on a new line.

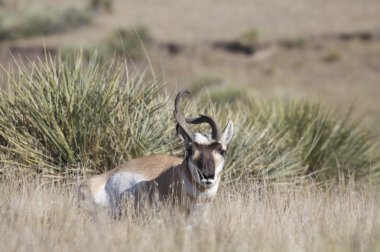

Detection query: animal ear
xmin=221 ymin=120 xmax=234 ymax=145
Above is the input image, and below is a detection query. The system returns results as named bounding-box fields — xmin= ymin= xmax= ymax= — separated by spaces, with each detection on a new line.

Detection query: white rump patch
xmin=106 ymin=172 xmax=146 ymax=196
xmin=93 ymin=186 xmax=109 ymax=206
xmin=105 ymin=172 xmax=147 ymax=213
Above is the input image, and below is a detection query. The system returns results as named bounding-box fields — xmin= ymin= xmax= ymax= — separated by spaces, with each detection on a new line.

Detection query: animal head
xmin=174 ymin=90 xmax=234 ymax=187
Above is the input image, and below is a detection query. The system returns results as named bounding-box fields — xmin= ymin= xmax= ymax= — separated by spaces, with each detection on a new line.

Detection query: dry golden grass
xmin=1 ymin=178 xmax=379 ymax=252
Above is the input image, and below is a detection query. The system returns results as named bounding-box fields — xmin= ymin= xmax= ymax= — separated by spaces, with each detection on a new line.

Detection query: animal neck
xmin=152 ymin=157 xmax=220 ymax=213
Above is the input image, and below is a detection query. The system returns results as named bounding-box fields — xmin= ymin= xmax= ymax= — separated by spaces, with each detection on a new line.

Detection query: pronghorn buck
xmin=79 ymin=90 xmax=234 ymax=216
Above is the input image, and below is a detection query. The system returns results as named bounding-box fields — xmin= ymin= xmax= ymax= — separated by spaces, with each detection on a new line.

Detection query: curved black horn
xmin=173 ymin=90 xmax=194 ymax=141
xmin=186 ymin=115 xmax=221 ymax=141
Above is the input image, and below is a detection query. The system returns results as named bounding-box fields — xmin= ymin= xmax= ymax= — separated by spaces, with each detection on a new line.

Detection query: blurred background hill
xmin=1 ymin=0 xmax=379 ymax=126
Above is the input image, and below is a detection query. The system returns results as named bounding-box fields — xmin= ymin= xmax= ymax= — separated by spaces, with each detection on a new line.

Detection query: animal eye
xmin=186 ymin=147 xmax=192 ymax=156
xmin=218 ymin=149 xmax=226 ymax=156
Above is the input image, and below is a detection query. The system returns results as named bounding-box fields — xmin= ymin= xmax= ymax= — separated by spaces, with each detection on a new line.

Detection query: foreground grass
xmin=0 ymin=179 xmax=379 ymax=252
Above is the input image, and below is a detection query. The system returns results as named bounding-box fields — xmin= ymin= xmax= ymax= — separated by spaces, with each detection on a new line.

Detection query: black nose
xmin=203 ymin=173 xmax=215 ymax=180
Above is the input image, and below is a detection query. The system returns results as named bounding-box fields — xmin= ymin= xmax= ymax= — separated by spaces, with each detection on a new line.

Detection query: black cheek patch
xmin=196 ymin=158 xmax=202 ymax=170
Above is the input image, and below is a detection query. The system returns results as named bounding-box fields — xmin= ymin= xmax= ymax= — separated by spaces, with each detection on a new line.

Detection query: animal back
xmin=113 ymin=155 xmax=182 ymax=181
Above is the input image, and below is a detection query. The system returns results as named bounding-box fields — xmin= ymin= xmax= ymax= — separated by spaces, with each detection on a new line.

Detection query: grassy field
xmin=1 ymin=0 xmax=380 ymax=251
xmin=0 ymin=53 xmax=379 ymax=251
xmin=1 ymin=178 xmax=379 ymax=252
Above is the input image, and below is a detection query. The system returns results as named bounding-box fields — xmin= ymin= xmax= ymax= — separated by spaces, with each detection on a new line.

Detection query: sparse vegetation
xmin=323 ymin=50 xmax=342 ymax=62
xmin=0 ymin=7 xmax=91 ymax=41
xmin=89 ymin=0 xmax=113 ymax=12
xmin=102 ymin=26 xmax=152 ymax=59
xmin=63 ymin=26 xmax=152 ymax=62
xmin=190 ymin=75 xmax=224 ymax=94
xmin=239 ymin=28 xmax=260 ymax=45
xmin=281 ymin=37 xmax=308 ymax=49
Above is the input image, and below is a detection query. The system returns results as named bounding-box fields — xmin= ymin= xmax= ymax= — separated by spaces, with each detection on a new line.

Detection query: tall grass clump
xmin=0 ymin=54 xmax=176 ymax=179
xmin=253 ymin=99 xmax=380 ymax=184
xmin=0 ymin=54 xmax=379 ymax=185
xmin=203 ymin=88 xmax=380 ymax=185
